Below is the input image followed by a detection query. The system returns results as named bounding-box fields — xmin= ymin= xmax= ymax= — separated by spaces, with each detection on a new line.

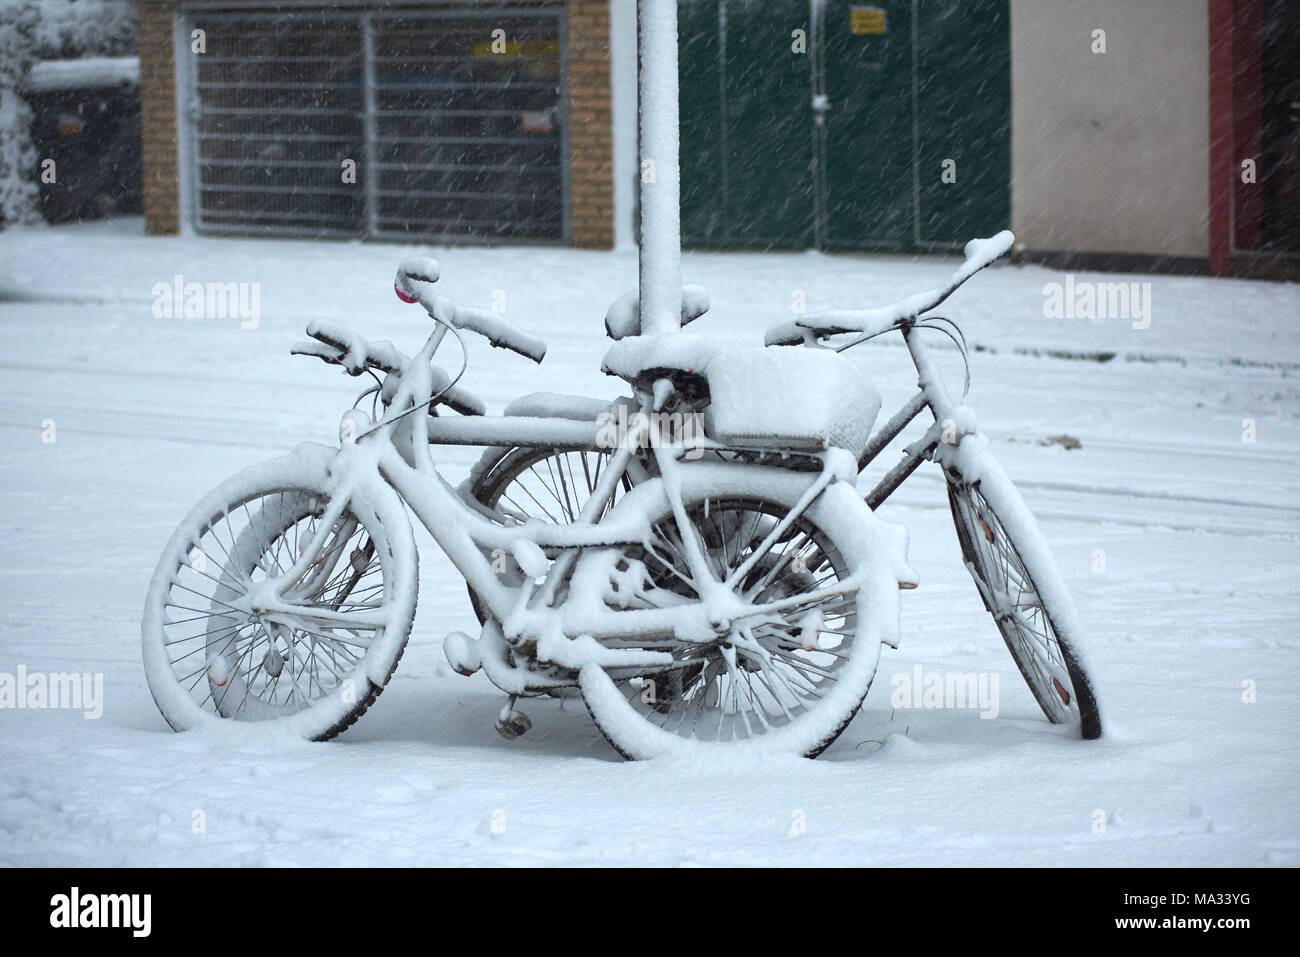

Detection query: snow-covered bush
xmin=34 ymin=0 xmax=137 ymax=59
xmin=0 ymin=1 xmax=41 ymax=227
xmin=0 ymin=1 xmax=137 ymax=227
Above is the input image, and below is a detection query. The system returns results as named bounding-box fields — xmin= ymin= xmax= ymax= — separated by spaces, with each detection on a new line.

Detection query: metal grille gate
xmin=187 ymin=8 xmax=567 ymax=242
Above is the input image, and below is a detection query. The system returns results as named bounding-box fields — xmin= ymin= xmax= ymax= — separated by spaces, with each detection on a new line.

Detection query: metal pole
xmin=361 ymin=14 xmax=379 ymax=238
xmin=637 ymin=0 xmax=683 ymax=336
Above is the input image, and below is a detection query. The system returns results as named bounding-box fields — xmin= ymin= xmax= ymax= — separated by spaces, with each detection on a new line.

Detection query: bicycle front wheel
xmin=945 ymin=456 xmax=1101 ymax=739
xmin=142 ymin=445 xmax=418 ymax=740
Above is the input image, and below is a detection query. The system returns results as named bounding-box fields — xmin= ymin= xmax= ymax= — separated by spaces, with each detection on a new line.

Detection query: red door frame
xmin=1231 ymin=0 xmax=1263 ymax=253
xmin=1208 ymin=0 xmax=1234 ymax=276
xmin=1212 ymin=0 xmax=1273 ymax=275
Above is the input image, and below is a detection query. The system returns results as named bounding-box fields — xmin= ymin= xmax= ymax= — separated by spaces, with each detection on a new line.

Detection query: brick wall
xmin=139 ymin=1 xmax=179 ymax=234
xmin=566 ymin=0 xmax=614 ymax=248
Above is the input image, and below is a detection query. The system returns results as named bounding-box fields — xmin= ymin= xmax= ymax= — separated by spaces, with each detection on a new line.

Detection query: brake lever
xmin=291 ymin=339 xmax=347 ymax=368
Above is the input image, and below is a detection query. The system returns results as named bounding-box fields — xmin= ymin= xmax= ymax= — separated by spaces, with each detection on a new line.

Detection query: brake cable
xmin=913 ymin=314 xmax=972 ymax=401
xmin=356 ymin=305 xmax=472 ymax=440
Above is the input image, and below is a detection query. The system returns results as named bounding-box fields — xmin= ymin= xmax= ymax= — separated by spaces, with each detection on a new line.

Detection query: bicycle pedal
xmin=510 ymin=539 xmax=550 ymax=581
xmin=443 ymin=630 xmax=481 ymax=677
xmin=495 ymin=710 xmax=532 ymax=740
xmin=206 ymin=655 xmax=232 ymax=687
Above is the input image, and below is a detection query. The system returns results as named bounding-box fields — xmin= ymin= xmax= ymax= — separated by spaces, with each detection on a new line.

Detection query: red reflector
xmin=1052 ymin=677 xmax=1071 ymax=705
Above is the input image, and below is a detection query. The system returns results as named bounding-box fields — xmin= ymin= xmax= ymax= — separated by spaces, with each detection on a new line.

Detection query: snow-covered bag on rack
xmin=702 ymin=347 xmax=880 ymax=460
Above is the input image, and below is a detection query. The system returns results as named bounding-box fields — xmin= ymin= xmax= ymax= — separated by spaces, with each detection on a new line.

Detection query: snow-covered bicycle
xmin=142 ymin=0 xmax=1096 ymax=757
xmin=141 ymin=257 xmax=917 ymax=758
xmin=465 ymin=232 xmax=1102 ymax=741
xmin=143 ymin=231 xmax=1100 ymax=759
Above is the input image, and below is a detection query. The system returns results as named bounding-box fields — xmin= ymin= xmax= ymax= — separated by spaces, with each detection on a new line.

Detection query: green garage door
xmin=679 ymin=0 xmax=814 ymax=248
xmin=821 ymin=0 xmax=914 ymax=248
xmin=679 ymin=0 xmax=1010 ymax=251
xmin=914 ymin=0 xmax=1012 ymax=245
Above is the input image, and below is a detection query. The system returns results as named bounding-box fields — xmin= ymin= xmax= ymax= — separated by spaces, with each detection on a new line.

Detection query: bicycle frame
xmin=848 ymin=320 xmax=970 ymax=511
xmin=425 ymin=316 xmax=972 ymax=525
xmin=278 ymin=319 xmax=861 ymax=668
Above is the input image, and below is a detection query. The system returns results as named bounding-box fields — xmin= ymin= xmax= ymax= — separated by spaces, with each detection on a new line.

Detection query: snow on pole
xmin=637 ymin=0 xmax=683 ymax=337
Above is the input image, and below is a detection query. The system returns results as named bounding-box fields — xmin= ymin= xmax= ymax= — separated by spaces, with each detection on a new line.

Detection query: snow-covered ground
xmin=1 ymin=217 xmax=1297 ymax=866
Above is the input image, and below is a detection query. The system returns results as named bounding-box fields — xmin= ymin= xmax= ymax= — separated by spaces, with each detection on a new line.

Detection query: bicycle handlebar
xmin=764 ymin=230 xmax=1015 ymax=346
xmin=292 ymin=320 xmax=487 ymax=417
xmin=394 ymin=258 xmax=547 ymax=364
xmin=298 ymin=319 xmax=405 ymax=375
xmin=453 ymin=303 xmax=548 ymax=364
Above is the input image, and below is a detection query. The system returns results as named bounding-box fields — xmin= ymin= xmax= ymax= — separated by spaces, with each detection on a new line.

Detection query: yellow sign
xmin=849 ymin=6 xmax=887 ymax=35
xmin=471 ymin=40 xmax=560 ymax=57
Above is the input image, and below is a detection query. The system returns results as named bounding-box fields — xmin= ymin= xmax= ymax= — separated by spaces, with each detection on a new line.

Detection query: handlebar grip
xmin=763 ymin=321 xmax=810 ymax=346
xmin=395 ymin=257 xmax=441 ymax=302
xmin=454 ymin=304 xmax=548 ymax=364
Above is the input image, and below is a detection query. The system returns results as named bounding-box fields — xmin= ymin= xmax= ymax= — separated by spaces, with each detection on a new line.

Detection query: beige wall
xmin=1011 ymin=0 xmax=1210 ymax=259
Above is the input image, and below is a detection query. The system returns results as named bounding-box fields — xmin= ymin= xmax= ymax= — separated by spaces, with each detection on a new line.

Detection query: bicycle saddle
xmin=600 ymin=332 xmax=720 ymax=399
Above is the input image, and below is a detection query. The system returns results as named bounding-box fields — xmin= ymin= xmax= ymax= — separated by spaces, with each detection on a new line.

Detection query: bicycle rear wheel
xmin=466 ymin=446 xmax=627 ymax=623
xmin=577 ymin=468 xmax=903 ymax=759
